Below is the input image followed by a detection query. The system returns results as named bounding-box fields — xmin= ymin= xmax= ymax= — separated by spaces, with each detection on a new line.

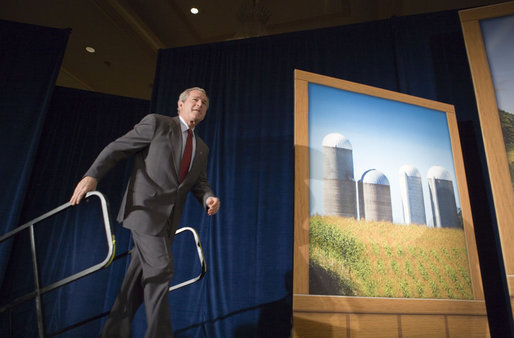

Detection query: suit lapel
xmin=170 ymin=117 xmax=182 ymax=180
xmin=190 ymin=141 xmax=204 ymax=173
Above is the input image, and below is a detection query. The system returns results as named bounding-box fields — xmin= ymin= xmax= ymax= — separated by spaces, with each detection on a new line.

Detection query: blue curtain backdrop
xmin=0 ymin=9 xmax=511 ymax=338
xmin=0 ymin=20 xmax=69 ymax=288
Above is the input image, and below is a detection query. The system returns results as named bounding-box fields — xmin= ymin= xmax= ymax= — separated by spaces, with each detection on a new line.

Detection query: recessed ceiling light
xmin=85 ymin=46 xmax=96 ymax=53
xmin=190 ymin=7 xmax=199 ymax=14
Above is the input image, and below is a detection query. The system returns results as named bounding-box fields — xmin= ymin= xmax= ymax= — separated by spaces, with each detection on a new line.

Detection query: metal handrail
xmin=44 ymin=226 xmax=207 ymax=337
xmin=169 ymin=226 xmax=207 ymax=292
xmin=0 ymin=191 xmax=208 ymax=337
xmin=0 ymin=191 xmax=114 ymax=337
xmin=45 ymin=226 xmax=207 ymax=337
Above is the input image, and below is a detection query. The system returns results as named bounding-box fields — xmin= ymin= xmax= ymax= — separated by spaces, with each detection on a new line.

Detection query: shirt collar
xmin=178 ymin=116 xmax=194 ymax=133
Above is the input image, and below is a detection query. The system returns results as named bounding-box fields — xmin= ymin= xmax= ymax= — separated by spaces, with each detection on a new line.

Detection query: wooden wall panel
xmin=401 ymin=315 xmax=447 ymax=337
xmin=292 ymin=312 xmax=489 ymax=337
xmin=446 ymin=315 xmax=490 ymax=338
xmin=292 ymin=313 xmax=349 ymax=338
xmin=349 ymin=314 xmax=399 ymax=337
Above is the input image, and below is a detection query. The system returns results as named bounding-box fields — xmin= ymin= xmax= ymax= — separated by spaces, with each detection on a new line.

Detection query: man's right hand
xmin=70 ymin=176 xmax=98 ymax=205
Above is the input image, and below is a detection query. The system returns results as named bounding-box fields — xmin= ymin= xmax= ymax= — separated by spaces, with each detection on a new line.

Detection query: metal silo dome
xmin=322 ymin=133 xmax=352 ymax=150
xmin=427 ymin=166 xmax=451 ymax=181
xmin=399 ymin=165 xmax=421 ymax=178
xmin=361 ymin=169 xmax=390 ymax=186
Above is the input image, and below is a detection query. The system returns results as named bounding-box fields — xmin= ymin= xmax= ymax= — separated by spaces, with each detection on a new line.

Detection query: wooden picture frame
xmin=293 ymin=69 xmax=487 ymax=337
xmin=459 ymin=1 xmax=514 ymax=306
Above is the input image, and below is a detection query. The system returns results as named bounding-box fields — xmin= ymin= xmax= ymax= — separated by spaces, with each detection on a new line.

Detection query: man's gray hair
xmin=178 ymin=87 xmax=209 ymax=110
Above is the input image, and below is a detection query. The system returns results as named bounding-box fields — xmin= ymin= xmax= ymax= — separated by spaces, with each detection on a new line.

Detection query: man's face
xmin=178 ymin=90 xmax=209 ymax=128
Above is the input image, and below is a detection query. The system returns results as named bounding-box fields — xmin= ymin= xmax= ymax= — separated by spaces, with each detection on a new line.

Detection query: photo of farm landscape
xmin=307 ymin=83 xmax=474 ymax=299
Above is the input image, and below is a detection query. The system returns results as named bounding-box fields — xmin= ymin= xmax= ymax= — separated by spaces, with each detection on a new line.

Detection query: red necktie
xmin=179 ymin=129 xmax=193 ymax=183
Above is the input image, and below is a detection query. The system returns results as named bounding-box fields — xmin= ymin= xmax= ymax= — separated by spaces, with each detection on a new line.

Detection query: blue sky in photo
xmin=308 ymin=83 xmax=460 ymax=226
xmin=481 ymin=14 xmax=514 ymax=115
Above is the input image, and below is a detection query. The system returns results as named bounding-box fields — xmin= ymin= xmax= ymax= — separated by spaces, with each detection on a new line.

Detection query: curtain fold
xmin=0 ymin=19 xmax=69 ymax=286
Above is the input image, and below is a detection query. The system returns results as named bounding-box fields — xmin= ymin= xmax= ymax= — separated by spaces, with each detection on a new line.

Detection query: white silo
xmin=427 ymin=166 xmax=460 ymax=228
xmin=322 ymin=133 xmax=357 ymax=218
xmin=358 ymin=169 xmax=393 ymax=222
xmin=399 ymin=165 xmax=426 ymax=225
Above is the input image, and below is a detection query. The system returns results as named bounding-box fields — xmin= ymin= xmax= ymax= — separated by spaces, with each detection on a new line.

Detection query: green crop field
xmin=309 ymin=215 xmax=473 ymax=299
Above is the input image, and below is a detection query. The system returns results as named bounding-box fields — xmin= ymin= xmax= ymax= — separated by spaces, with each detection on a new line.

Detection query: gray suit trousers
xmin=101 ymin=229 xmax=174 ymax=338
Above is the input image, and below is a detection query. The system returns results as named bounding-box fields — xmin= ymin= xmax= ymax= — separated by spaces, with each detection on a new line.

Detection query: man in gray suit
xmin=70 ymin=87 xmax=220 ymax=337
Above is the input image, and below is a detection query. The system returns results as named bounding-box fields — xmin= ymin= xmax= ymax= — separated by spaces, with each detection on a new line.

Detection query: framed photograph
xmin=293 ymin=70 xmax=486 ymax=336
xmin=460 ymin=1 xmax=514 ymax=300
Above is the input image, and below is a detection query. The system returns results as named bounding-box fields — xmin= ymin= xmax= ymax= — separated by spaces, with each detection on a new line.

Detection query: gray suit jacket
xmin=85 ymin=114 xmax=214 ymax=236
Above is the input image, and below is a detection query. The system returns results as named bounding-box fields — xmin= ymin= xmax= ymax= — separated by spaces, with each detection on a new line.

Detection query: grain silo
xmin=322 ymin=133 xmax=357 ymax=218
xmin=427 ymin=166 xmax=460 ymax=228
xmin=399 ymin=165 xmax=426 ymax=225
xmin=358 ymin=169 xmax=393 ymax=222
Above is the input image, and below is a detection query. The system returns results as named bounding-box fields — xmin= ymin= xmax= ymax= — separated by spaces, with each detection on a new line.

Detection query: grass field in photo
xmin=309 ymin=215 xmax=473 ymax=299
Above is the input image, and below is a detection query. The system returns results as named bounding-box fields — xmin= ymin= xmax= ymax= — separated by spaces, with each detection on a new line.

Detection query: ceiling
xmin=1 ymin=0 xmax=509 ymax=100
